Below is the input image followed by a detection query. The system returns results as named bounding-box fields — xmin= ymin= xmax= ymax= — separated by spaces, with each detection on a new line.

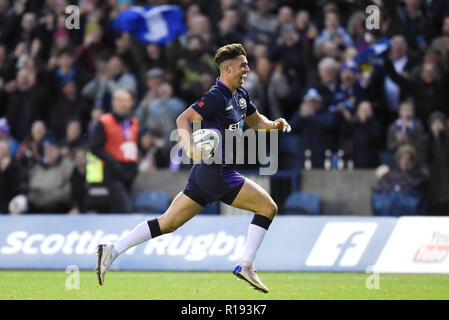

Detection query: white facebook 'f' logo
xmin=306 ymin=223 xmax=377 ymax=267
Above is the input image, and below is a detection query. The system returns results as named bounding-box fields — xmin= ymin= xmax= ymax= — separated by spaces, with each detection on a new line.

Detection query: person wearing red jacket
xmin=88 ymin=89 xmax=139 ymax=213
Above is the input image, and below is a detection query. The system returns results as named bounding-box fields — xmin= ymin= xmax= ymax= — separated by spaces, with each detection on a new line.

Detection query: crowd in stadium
xmin=0 ymin=0 xmax=448 ymax=215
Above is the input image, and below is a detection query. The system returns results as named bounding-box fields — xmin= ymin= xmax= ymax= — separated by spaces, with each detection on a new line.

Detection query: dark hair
xmin=428 ymin=111 xmax=447 ymax=128
xmin=214 ymin=43 xmax=246 ymax=67
xmin=57 ymin=48 xmax=73 ymax=58
xmin=187 ymin=33 xmax=204 ymax=45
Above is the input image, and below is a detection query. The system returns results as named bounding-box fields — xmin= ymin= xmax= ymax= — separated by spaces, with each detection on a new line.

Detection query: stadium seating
xmin=134 ymin=190 xmax=171 ymax=213
xmin=281 ymin=191 xmax=321 ymax=215
xmin=85 ymin=183 xmax=111 ymax=213
xmin=371 ymin=188 xmax=427 ymax=216
xmin=199 ymin=201 xmax=220 ymax=215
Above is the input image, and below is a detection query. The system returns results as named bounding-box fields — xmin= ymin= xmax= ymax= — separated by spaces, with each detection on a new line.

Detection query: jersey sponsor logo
xmin=239 ymin=98 xmax=247 ymax=109
xmin=305 ymin=222 xmax=377 ymax=267
xmin=197 ymin=101 xmax=205 ymax=108
xmin=228 ymin=122 xmax=241 ymax=131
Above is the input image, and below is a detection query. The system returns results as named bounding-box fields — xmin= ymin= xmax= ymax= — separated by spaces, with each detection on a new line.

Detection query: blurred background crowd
xmin=0 ymin=0 xmax=448 ymax=215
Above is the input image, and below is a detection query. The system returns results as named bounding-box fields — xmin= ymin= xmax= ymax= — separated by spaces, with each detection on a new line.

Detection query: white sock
xmin=112 ymin=221 xmax=152 ymax=257
xmin=239 ymin=224 xmax=267 ymax=267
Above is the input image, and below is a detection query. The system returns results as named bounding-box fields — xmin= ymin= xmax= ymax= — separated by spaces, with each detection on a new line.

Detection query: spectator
xmin=138 ymin=127 xmax=167 ymax=172
xmin=410 ymin=47 xmax=445 ymax=79
xmin=135 ymin=67 xmax=164 ymax=118
xmin=81 ymin=55 xmax=137 ymax=112
xmin=376 ymin=144 xmax=427 ymax=193
xmin=48 ymin=80 xmax=88 ymax=139
xmin=346 ymin=11 xmax=370 ymax=53
xmin=87 ymin=106 xmax=104 ymax=135
xmin=243 ymin=56 xmax=289 ymax=120
xmin=50 ymin=28 xmax=71 ymax=59
xmin=314 ymin=11 xmax=353 ymax=55
xmin=69 ymin=147 xmax=87 ymax=214
xmin=387 ymin=100 xmax=426 ymax=157
xmin=27 ymin=139 xmax=74 ymax=213
xmin=187 ymin=14 xmax=213 ymax=49
xmin=384 ymin=52 xmax=444 ymax=127
xmin=0 ymin=138 xmax=22 ymax=213
xmin=342 ymin=101 xmax=382 ymax=168
xmin=144 ymin=44 xmax=166 ymax=71
xmin=186 ymin=72 xmax=215 ymax=102
xmin=314 ymin=56 xmax=339 ymax=109
xmin=46 ymin=50 xmax=87 ymax=96
xmin=277 ymin=6 xmax=295 ymax=32
xmin=295 ymin=10 xmax=319 ymax=47
xmin=0 ymin=117 xmax=18 ymax=155
xmin=382 ymin=35 xmax=419 ymax=119
xmin=174 ymin=34 xmax=216 ymax=100
xmin=60 ymin=119 xmax=85 ymax=156
xmin=75 ymin=21 xmax=106 ymax=75
xmin=373 ymin=144 xmax=428 ymax=215
xmin=5 ymin=68 xmax=44 ymax=141
xmin=81 ymin=54 xmax=107 ymax=106
xmin=330 ymin=60 xmax=370 ymax=115
xmin=184 ymin=3 xmax=201 ymax=25
xmin=425 ymin=112 xmax=449 ymax=214
xmin=270 ymin=15 xmax=305 ymax=100
xmin=294 ymin=10 xmax=318 ymax=85
xmin=246 ymin=0 xmax=278 ymax=44
xmin=16 ymin=120 xmax=47 ymax=168
xmin=383 ymin=0 xmax=434 ymax=52
xmin=135 ymin=81 xmax=185 ymax=148
xmin=0 ymin=43 xmax=12 ymax=116
xmin=88 ymin=89 xmax=139 ymax=213
xmin=36 ymin=7 xmax=60 ymax=60
xmin=115 ymin=32 xmax=148 ymax=97
xmin=0 ymin=0 xmax=15 ymax=45
xmin=14 ymin=12 xmax=39 ymax=48
xmin=431 ymin=16 xmax=449 ymax=71
xmin=216 ymin=8 xmax=245 ymax=46
xmin=290 ymin=88 xmax=338 ymax=168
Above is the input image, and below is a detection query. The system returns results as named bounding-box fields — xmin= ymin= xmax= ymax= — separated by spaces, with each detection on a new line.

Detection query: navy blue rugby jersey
xmin=191 ymin=79 xmax=257 ymax=164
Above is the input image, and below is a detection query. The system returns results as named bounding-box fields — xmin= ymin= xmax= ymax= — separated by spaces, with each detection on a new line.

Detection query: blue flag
xmin=113 ymin=5 xmax=187 ymax=44
xmin=354 ymin=37 xmax=390 ymax=64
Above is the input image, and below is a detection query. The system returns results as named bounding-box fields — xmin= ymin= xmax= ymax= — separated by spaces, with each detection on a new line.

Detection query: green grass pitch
xmin=1 ymin=271 xmax=449 ymax=300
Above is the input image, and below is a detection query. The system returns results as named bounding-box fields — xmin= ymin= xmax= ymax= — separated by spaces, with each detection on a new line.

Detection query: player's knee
xmin=269 ymin=201 xmax=278 ymax=218
xmin=259 ymin=200 xmax=277 ymax=219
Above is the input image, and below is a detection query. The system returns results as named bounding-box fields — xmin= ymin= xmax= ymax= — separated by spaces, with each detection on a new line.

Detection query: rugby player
xmin=96 ymin=43 xmax=291 ymax=293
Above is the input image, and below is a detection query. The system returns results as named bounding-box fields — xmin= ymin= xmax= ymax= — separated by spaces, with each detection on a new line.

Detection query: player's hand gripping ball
xmin=273 ymin=118 xmax=291 ymax=132
xmin=190 ymin=129 xmax=220 ymax=161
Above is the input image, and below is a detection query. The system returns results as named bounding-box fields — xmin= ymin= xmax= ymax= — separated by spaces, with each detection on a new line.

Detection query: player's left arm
xmin=242 ymin=88 xmax=291 ymax=132
xmin=245 ymin=110 xmax=291 ymax=132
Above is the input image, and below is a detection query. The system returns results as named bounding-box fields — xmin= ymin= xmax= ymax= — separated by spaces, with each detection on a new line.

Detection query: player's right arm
xmin=176 ymin=107 xmax=203 ymax=159
xmin=177 ymin=91 xmax=224 ymax=161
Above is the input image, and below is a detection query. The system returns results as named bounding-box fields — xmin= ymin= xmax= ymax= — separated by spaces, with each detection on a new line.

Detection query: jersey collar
xmin=216 ymin=78 xmax=233 ymax=98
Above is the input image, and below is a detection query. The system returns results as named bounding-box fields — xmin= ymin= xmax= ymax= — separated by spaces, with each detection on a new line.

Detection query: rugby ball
xmin=192 ymin=129 xmax=220 ymax=157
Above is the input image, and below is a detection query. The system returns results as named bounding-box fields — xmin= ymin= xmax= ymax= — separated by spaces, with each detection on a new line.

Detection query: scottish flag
xmin=354 ymin=37 xmax=390 ymax=64
xmin=113 ymin=5 xmax=187 ymax=44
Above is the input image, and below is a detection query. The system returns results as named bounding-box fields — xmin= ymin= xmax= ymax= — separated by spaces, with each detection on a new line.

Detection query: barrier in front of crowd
xmin=0 ymin=215 xmax=448 ymax=273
